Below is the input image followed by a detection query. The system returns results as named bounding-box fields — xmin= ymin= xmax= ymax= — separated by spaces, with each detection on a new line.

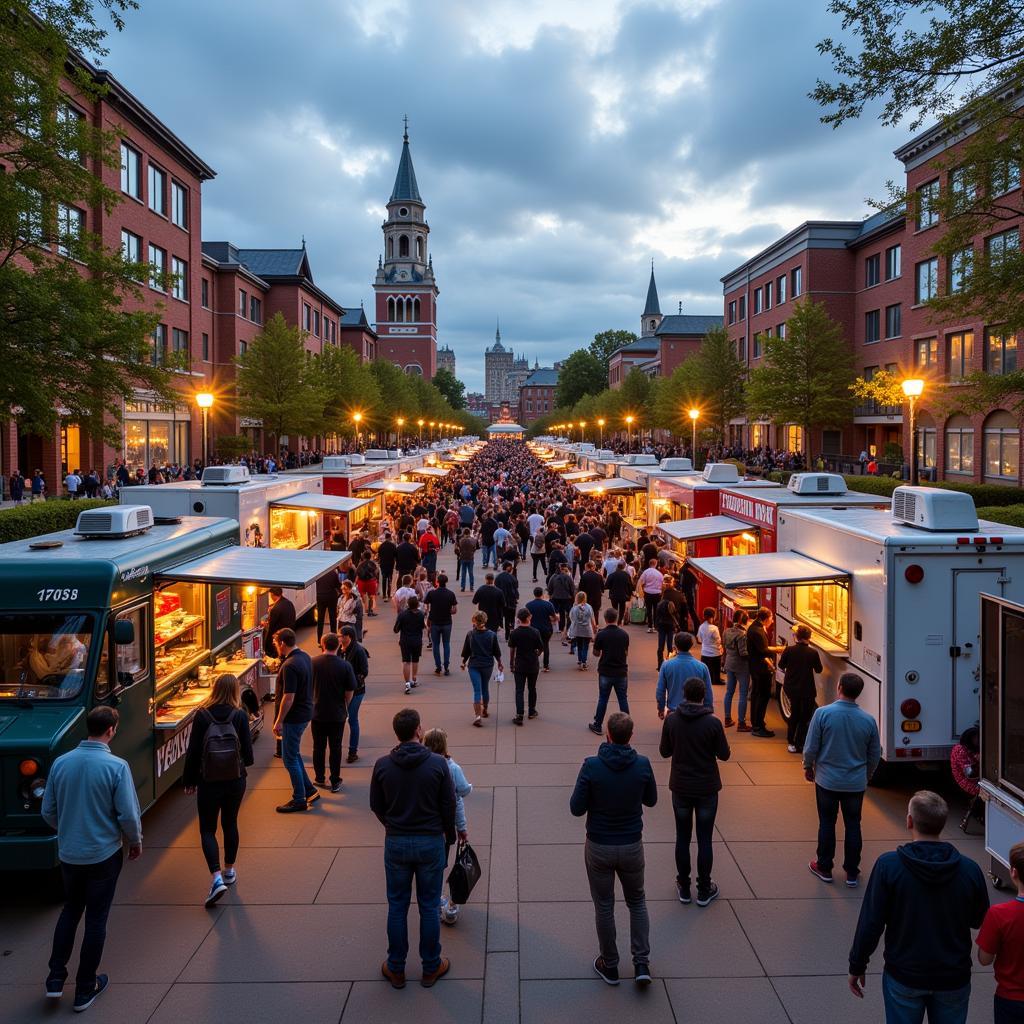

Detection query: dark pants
xmin=539 ymin=632 xmax=552 ymax=669
xmin=703 ymin=654 xmax=722 ymax=686
xmin=749 ymin=669 xmax=773 ymax=730
xmin=502 ymin=607 xmax=516 ymax=640
xmin=514 ymin=669 xmax=539 ymax=717
xmin=643 ymin=593 xmax=659 ymax=626
xmin=995 ymin=994 xmax=1024 ymax=1024
xmin=316 ymin=598 xmax=337 ymax=642
xmin=48 ymin=849 xmax=123 ymax=998
xmin=814 ymin=785 xmax=865 ymax=876
xmin=430 ymin=623 xmax=452 ymax=670
xmin=531 ymin=553 xmax=546 ymax=579
xmin=672 ymin=792 xmax=718 ymax=893
xmin=882 ymin=973 xmax=971 ymax=1024
xmin=584 ymin=839 xmax=650 ymax=970
xmin=380 ymin=567 xmax=394 ymax=600
xmin=311 ymin=720 xmax=344 ymax=785
xmin=197 ymin=777 xmax=246 ymax=872
xmin=656 ymin=625 xmax=674 ymax=667
xmin=575 ymin=637 xmax=591 ymax=665
xmin=554 ymin=599 xmax=571 ymax=632
xmin=612 ymin=598 xmax=628 ymax=624
xmin=594 ymin=675 xmax=629 ymax=727
xmin=384 ymin=833 xmax=447 ymax=974
xmin=347 ymin=692 xmax=364 ymax=755
xmin=786 ymin=691 xmax=816 ymax=749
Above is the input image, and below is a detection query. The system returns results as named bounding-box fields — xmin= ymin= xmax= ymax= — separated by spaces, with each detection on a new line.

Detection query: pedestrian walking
xmin=394 ymin=595 xmax=426 ymax=694
xmin=371 ymin=709 xmax=456 ymax=990
xmin=472 ymin=572 xmax=505 ymax=634
xmin=311 ymin=633 xmax=357 ymax=793
xmin=660 ymin=676 xmax=730 ymax=907
xmin=508 ymin=607 xmax=543 ymax=726
xmin=393 ymin=574 xmax=417 ymax=613
xmin=656 ymin=632 xmax=712 ymax=718
xmin=423 ymin=573 xmax=458 ymax=676
xmin=977 ymin=841 xmax=1024 ymax=1024
xmin=42 ymin=707 xmax=143 ymax=1011
xmin=579 ymin=560 xmax=605 ymax=618
xmin=605 ymin=560 xmax=634 ymax=625
xmin=525 ymin=586 xmax=558 ymax=671
xmin=273 ymin=628 xmax=319 ymax=813
xmin=530 ymin=530 xmax=547 ymax=580
xmin=746 ymin=606 xmax=785 ymax=738
xmin=457 ymin=528 xmax=479 ymax=592
xmin=570 ymin=712 xmax=657 ymax=987
xmin=653 ymin=584 xmax=681 ymax=669
xmin=395 ymin=532 xmax=421 ymax=578
xmin=568 ymin=590 xmax=597 ymax=669
xmin=804 ymin=672 xmax=881 ymax=886
xmin=340 ymin=625 xmax=369 ymax=764
xmin=315 ymin=566 xmax=342 ymax=643
xmin=378 ymin=531 xmax=398 ymax=600
xmin=588 ymin=608 xmax=631 ymax=735
xmin=696 ymin=607 xmax=723 ymax=686
xmin=547 ymin=562 xmax=576 ymax=639
xmin=779 ymin=624 xmax=822 ymax=753
xmin=339 ymin=579 xmax=364 ymax=641
xmin=355 ymin=551 xmax=380 ymax=616
xmin=494 ymin=561 xmax=520 ymax=641
xmin=722 ymin=610 xmax=751 ymax=730
xmin=418 ymin=523 xmax=440 ymax=582
xmin=848 ymin=791 xmax=989 ymax=1022
xmin=460 ymin=611 xmax=504 ymax=726
xmin=637 ymin=559 xmax=664 ymax=633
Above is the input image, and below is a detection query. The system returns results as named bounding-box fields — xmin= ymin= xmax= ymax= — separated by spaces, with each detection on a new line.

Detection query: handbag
xmin=447 ymin=840 xmax=482 ymax=905
xmin=629 ymin=598 xmax=647 ymax=624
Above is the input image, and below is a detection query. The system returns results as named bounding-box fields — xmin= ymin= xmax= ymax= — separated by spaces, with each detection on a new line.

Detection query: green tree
xmin=369 ymin=359 xmax=417 ymax=427
xmin=589 ymin=329 xmax=638 ymax=373
xmin=0 ymin=0 xmax=185 ymax=447
xmin=849 ymin=369 xmax=906 ymax=409
xmin=317 ymin=345 xmax=380 ymax=438
xmin=745 ymin=299 xmax=855 ymax=448
xmin=235 ymin=313 xmax=325 ymax=449
xmin=433 ymin=367 xmax=466 ymax=409
xmin=683 ymin=328 xmax=747 ymax=441
xmin=554 ymin=349 xmax=604 ymax=409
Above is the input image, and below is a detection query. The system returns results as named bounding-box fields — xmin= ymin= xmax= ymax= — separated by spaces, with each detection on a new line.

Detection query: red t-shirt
xmin=977 ymin=897 xmax=1024 ymax=1000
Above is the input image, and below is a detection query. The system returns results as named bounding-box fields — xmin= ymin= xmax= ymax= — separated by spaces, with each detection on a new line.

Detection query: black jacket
xmin=182 ymin=704 xmax=254 ymax=787
xmin=659 ymin=703 xmax=731 ymax=796
xmin=315 ymin=569 xmax=342 ymax=603
xmin=395 ymin=541 xmax=420 ymax=574
xmin=494 ymin=570 xmax=519 ymax=610
xmin=579 ymin=569 xmax=604 ymax=609
xmin=377 ymin=540 xmax=398 ymax=570
xmin=849 ymin=841 xmax=989 ymax=990
xmin=264 ymin=596 xmax=296 ymax=653
xmin=342 ymin=640 xmax=369 ymax=694
xmin=370 ymin=741 xmax=457 ymax=845
xmin=605 ymin=568 xmax=633 ymax=603
xmin=569 ymin=742 xmax=657 ymax=845
xmin=779 ymin=642 xmax=822 ymax=698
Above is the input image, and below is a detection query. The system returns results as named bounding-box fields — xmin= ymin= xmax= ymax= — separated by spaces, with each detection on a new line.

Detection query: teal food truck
xmin=0 ymin=505 xmax=346 ymax=870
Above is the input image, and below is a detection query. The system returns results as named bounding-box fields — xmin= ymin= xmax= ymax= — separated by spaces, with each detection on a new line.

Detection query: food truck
xmin=688 ymin=487 xmax=1024 ymax=764
xmin=320 ymin=452 xmax=420 ymax=497
xmin=0 ymin=506 xmax=345 ymax=869
xmin=573 ymin=475 xmax=650 ymax=541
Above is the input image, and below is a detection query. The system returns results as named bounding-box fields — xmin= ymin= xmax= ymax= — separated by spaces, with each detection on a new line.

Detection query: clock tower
xmin=374 ymin=122 xmax=439 ymax=377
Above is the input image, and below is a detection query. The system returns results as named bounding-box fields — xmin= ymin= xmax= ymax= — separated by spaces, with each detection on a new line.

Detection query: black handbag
xmin=446 ymin=840 xmax=482 ymax=905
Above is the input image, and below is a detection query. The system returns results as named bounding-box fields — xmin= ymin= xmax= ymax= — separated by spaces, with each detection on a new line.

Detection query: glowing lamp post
xmin=579 ymin=420 xmax=586 ymax=444
xmin=625 ymin=414 xmax=634 ymax=453
xmin=688 ymin=407 xmax=700 ymax=455
xmin=901 ymin=378 xmax=925 ymax=486
xmin=417 ymin=418 xmax=425 ymax=444
xmin=396 ymin=417 xmax=405 ymax=449
xmin=597 ymin=417 xmax=605 ymax=448
xmin=196 ymin=391 xmax=214 ymax=468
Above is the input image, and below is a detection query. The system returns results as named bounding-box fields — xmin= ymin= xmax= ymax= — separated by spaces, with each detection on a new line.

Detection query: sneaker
xmin=434 ymin=667 xmax=442 ymax=676
xmin=411 ymin=680 xmax=418 ymax=688
xmin=205 ymin=877 xmax=228 ymax=908
xmin=381 ymin=961 xmax=406 ymax=990
xmin=593 ymin=956 xmax=619 ymax=986
xmin=404 ymin=683 xmax=412 ymax=694
xmin=73 ymin=975 xmax=108 ymax=1013
xmin=696 ymin=882 xmax=720 ymax=907
xmin=306 ymin=790 xmax=321 ymax=805
xmin=473 ymin=717 xmax=483 ymax=727
xmin=587 ymin=722 xmax=602 ymax=735
xmin=845 ymin=873 xmax=859 ymax=889
xmin=808 ymin=860 xmax=834 ymax=883
xmin=346 ymin=752 xmax=359 ymax=764
xmin=787 ymin=744 xmax=798 ymax=753
xmin=421 ymin=957 xmax=451 ymax=988
xmin=330 ymin=781 xmax=342 ymax=793
xmin=528 ymin=710 xmax=539 ymax=719
xmin=634 ymin=963 xmax=653 ymax=987
xmin=736 ymin=722 xmax=752 ymax=732
xmin=223 ymin=868 xmax=237 ymax=886
xmin=724 ymin=717 xmax=735 ymax=727
xmin=314 ymin=777 xmax=327 ymax=787
xmin=676 ymin=881 xmax=692 ymax=904
xmin=444 ymin=668 xmax=451 ymax=676
xmin=512 ymin=715 xmax=523 ymax=726
xmin=45 ymin=976 xmax=64 ymax=999
xmin=751 ymin=728 xmax=775 ymax=738
xmin=275 ymin=800 xmax=308 ymax=813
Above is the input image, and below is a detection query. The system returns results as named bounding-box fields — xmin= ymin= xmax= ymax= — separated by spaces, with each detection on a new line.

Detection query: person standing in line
xmin=460 ymin=610 xmax=504 ymax=727
xmin=183 ymin=673 xmax=254 ymax=907
xmin=315 ymin=566 xmax=342 ymax=644
xmin=273 ymin=628 xmax=320 ymax=813
xmin=779 ymin=624 xmax=822 ymax=754
xmin=371 ymin=709 xmax=456 ymax=990
xmin=696 ymin=607 xmax=724 ymax=686
xmin=378 ymin=531 xmax=398 ymax=601
xmin=637 ymin=559 xmax=664 ymax=634
xmin=654 ymin=583 xmax=681 ymax=669
xmin=848 ymin=791 xmax=989 ymax=1022
xmin=42 ymin=707 xmax=142 ymax=1011
xmin=804 ymin=672 xmax=881 ymax=886
xmin=746 ymin=606 xmax=785 ymax=738
xmin=457 ymin=528 xmax=479 ymax=593
xmin=494 ymin=561 xmax=520 ymax=641
xmin=340 ymin=625 xmax=369 ymax=764
xmin=570 ymin=712 xmax=657 ymax=988
xmin=424 ymin=573 xmax=458 ymax=677
xmin=339 ymin=579 xmax=364 ymax=641
xmin=977 ymin=841 xmax=1024 ymax=1024
xmin=588 ymin=608 xmax=631 ymax=735
xmin=508 ymin=607 xmax=543 ymax=726
xmin=656 ymin=632 xmax=713 ymax=718
xmin=568 ymin=590 xmax=597 ymax=670
xmin=659 ymin=676 xmax=730 ymax=907
xmin=394 ymin=595 xmax=426 ymax=695
xmin=722 ymin=610 xmax=750 ymax=730
xmin=263 ymin=586 xmax=296 ymax=748
xmin=310 ymin=633 xmax=357 ymax=793
xmin=579 ymin=560 xmax=605 ymax=620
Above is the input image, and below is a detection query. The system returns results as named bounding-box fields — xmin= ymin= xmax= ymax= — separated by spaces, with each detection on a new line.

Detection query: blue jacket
xmin=656 ymin=652 xmax=712 ymax=712
xmin=569 ymin=742 xmax=657 ymax=845
xmin=803 ymin=699 xmax=881 ymax=791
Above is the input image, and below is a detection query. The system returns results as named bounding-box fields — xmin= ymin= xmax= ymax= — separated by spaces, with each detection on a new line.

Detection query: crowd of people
xmin=36 ymin=438 xmax=1018 ymax=1023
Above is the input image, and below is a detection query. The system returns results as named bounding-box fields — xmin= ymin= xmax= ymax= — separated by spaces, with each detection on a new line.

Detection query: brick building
xmin=518 ymin=367 xmax=559 ymax=424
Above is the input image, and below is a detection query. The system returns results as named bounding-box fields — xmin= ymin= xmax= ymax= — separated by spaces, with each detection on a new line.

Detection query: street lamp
xmin=352 ymin=411 xmax=363 ymax=450
xmin=429 ymin=420 xmax=436 ymax=442
xmin=195 ymin=391 xmax=214 ymax=468
xmin=901 ymin=378 xmax=925 ymax=486
xmin=417 ymin=418 xmax=425 ymax=445
xmin=597 ymin=417 xmax=605 ymax=448
xmin=579 ymin=420 xmax=586 ymax=444
xmin=396 ymin=416 xmax=405 ymax=449
xmin=625 ymin=414 xmax=635 ymax=453
xmin=688 ymin=407 xmax=700 ymax=455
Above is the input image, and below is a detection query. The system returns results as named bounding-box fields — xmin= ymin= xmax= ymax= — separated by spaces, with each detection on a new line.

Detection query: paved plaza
xmin=1 ymin=544 xmax=1008 ymax=1024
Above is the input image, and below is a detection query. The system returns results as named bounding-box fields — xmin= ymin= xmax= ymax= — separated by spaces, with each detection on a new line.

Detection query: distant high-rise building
xmin=437 ymin=344 xmax=456 ymax=374
xmin=484 ymin=321 xmax=513 ymax=404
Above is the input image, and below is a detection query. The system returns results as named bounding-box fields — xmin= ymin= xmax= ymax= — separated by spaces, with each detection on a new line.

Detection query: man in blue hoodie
xmin=570 ymin=712 xmax=658 ymax=988
xmin=848 ymin=790 xmax=989 ymax=1023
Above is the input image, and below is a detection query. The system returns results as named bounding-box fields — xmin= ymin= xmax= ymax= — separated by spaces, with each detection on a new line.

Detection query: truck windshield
xmin=0 ymin=613 xmax=95 ymax=700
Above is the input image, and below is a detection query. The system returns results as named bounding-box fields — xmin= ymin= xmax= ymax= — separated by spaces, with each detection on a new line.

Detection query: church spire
xmin=496 ymin=317 xmax=501 ymax=344
xmin=643 ymin=260 xmax=661 ymax=317
xmin=389 ymin=118 xmax=422 ymax=203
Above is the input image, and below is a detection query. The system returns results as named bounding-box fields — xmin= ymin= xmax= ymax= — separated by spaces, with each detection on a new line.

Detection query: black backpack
xmin=201 ymin=709 xmax=242 ymax=782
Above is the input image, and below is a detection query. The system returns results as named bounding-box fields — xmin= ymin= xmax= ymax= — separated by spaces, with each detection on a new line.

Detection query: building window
xmin=302 ymin=303 xmax=311 ymax=331
xmin=148 ymin=244 xmax=165 ymax=291
xmin=399 ymin=235 xmax=409 ymax=258
xmin=753 ymin=287 xmax=763 ymax=314
xmin=945 ymin=415 xmax=974 ymax=474
xmin=416 ymin=236 xmax=424 ymax=260
xmin=915 ymin=258 xmax=938 ymax=303
xmin=776 ymin=323 xmax=786 ymax=339
xmin=313 ymin=309 xmax=321 ymax=337
xmin=916 ymin=179 xmax=940 ymax=229
xmin=885 ymin=244 xmax=901 ymax=280
xmin=916 ymin=414 xmax=937 ymax=469
xmin=201 ymin=332 xmax=209 ymax=361
xmin=171 ymin=257 xmax=187 ymax=301
xmin=984 ymin=411 xmax=1020 ymax=479
xmin=736 ymin=336 xmax=746 ymax=361
xmin=239 ymin=340 xmax=247 ymax=356
xmin=56 ymin=204 xmax=83 ymax=257
xmin=120 ymin=142 xmax=141 ymax=198
xmin=885 ymin=303 xmax=901 ymax=339
xmin=948 ymin=331 xmax=974 ymax=381
xmin=728 ymin=300 xmax=736 ymax=324
xmin=776 ymin=273 xmax=787 ymax=304
xmin=151 ymin=323 xmax=167 ymax=365
xmin=753 ymin=333 xmax=763 ymax=359
xmin=864 ymin=309 xmax=880 ymax=344
xmin=239 ymin=289 xmax=247 ymax=316
xmin=56 ymin=102 xmax=85 ymax=163
xmin=985 ymin=329 xmax=1018 ymax=375
xmin=121 ymin=229 xmax=141 ymax=279
xmin=765 ymin=280 xmax=773 ymax=310
xmin=916 ymin=337 xmax=938 ymax=368
xmin=171 ymin=327 xmax=189 ymax=356
xmin=791 ymin=266 xmax=802 ymax=297
xmin=250 ymin=296 xmax=261 ymax=324
xmin=948 ymin=247 xmax=973 ymax=293
xmin=171 ymin=181 xmax=188 ymax=229
xmin=986 ymin=228 xmax=1019 ymax=266
xmin=865 ymin=253 xmax=880 ymax=287
xmin=148 ymin=164 xmax=166 ymax=215
xmin=201 ymin=277 xmax=209 ymax=308
xmin=785 ymin=425 xmax=804 ymax=452
xmin=992 ymin=159 xmax=1021 ymax=196
xmin=738 ymin=295 xmax=746 ymax=320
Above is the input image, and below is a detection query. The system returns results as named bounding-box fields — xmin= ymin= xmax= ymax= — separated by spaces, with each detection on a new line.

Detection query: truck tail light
xmin=900 ymin=699 xmax=921 ymax=718
xmin=904 ymin=565 xmax=924 ymax=584
xmin=19 ymin=758 xmax=39 ymax=777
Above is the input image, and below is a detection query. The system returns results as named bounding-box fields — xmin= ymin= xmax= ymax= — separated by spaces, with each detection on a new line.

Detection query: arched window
xmin=916 ymin=411 xmax=937 ymax=469
xmin=388 ymin=237 xmax=394 ymax=258
xmin=387 ymin=297 xmax=395 ymax=322
xmin=416 ymin=236 xmax=424 ymax=260
xmin=984 ymin=410 xmax=1020 ymax=480
xmin=649 ymin=319 xmax=656 ymax=331
xmin=944 ymin=414 xmax=974 ymax=474
xmin=399 ymin=235 xmax=409 ymax=258
xmin=413 ymin=298 xmax=421 ymax=322
xmin=405 ymin=363 xmax=423 ymax=376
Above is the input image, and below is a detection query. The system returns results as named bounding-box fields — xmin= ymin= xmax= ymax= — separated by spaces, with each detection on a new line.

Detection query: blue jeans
xmin=468 ymin=666 xmax=492 ymax=704
xmin=431 ymin=623 xmax=452 ymax=670
xmin=281 ymin=721 xmax=316 ymax=805
xmin=384 ymin=834 xmax=447 ymax=974
xmin=594 ymin=675 xmax=629 ymax=727
xmin=481 ymin=543 xmax=495 ymax=567
xmin=881 ymin=973 xmax=971 ymax=1024
xmin=724 ymin=666 xmax=750 ymax=723
xmin=459 ymin=560 xmax=475 ymax=591
xmin=575 ymin=637 xmax=591 ymax=665
xmin=346 ymin=692 xmax=364 ymax=754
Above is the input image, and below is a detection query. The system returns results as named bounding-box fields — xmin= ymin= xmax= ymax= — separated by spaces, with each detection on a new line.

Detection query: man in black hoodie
xmin=370 ymin=708 xmax=457 ymax=991
xmin=570 ymin=712 xmax=657 ymax=988
xmin=848 ymin=790 xmax=989 ymax=1020
xmin=659 ymin=675 xmax=731 ymax=907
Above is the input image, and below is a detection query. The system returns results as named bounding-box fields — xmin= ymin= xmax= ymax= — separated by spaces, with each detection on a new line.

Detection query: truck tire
xmin=776 ymin=688 xmax=792 ymax=722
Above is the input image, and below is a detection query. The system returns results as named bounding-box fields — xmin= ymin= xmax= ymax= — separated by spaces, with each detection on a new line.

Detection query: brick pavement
xmin=0 ymin=542 xmax=1007 ymax=1023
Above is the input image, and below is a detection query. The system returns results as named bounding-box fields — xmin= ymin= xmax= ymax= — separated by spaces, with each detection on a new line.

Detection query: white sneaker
xmin=223 ymin=868 xmax=237 ymax=885
xmin=404 ymin=683 xmax=412 ymax=694
xmin=787 ymin=744 xmax=798 ymax=753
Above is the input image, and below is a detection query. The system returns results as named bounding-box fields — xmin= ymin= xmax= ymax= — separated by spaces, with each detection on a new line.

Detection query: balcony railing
xmin=853 ymin=400 xmax=903 ymax=418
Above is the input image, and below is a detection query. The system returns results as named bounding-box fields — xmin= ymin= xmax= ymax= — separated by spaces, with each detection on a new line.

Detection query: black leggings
xmin=197 ymin=777 xmax=246 ymax=873
xmin=531 ymin=553 xmax=547 ymax=579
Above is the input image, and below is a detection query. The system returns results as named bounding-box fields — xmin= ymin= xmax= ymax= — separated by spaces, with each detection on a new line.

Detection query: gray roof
xmin=655 ymin=314 xmax=723 ymax=337
xmin=611 ymin=338 xmax=659 ymax=357
xmin=339 ymin=307 xmax=371 ymax=328
xmin=643 ymin=266 xmax=661 ymax=316
xmin=390 ymin=131 xmax=423 ymax=203
xmin=523 ymin=367 xmax=559 ymax=386
xmin=202 ymin=243 xmax=313 ymax=281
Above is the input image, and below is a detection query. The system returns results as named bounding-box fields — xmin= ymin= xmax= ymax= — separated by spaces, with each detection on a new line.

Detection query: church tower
xmin=374 ymin=122 xmax=439 ymax=377
xmin=640 ymin=262 xmax=663 ymax=338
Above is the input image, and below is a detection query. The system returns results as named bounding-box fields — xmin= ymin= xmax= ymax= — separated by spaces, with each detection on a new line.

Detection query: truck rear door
xmin=952 ymin=567 xmax=1007 ymax=740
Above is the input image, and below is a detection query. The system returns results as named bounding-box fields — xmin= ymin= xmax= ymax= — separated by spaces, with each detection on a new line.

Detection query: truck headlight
xmin=29 ymin=777 xmax=47 ymax=801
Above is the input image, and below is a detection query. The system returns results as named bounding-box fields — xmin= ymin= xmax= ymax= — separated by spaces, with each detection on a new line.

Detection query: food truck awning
xmin=563 ymin=470 xmax=598 ymax=482
xmin=156 ymin=547 xmax=351 ymax=588
xmin=377 ymin=481 xmax=425 ymax=495
xmin=574 ymin=477 xmax=643 ymax=495
xmin=687 ymin=551 xmax=850 ymax=589
xmin=548 ymin=460 xmax=571 ymax=469
xmin=409 ymin=466 xmax=450 ymax=477
xmin=657 ymin=516 xmax=750 ymax=543
xmin=270 ymin=493 xmax=373 ymax=514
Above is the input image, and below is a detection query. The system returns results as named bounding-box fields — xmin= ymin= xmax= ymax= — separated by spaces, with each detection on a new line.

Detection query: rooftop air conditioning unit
xmin=347 ymin=453 xmax=366 ymax=465
xmin=701 ymin=463 xmax=740 ymax=483
xmin=75 ymin=504 xmax=153 ymax=538
xmin=579 ymin=443 xmax=596 ymax=453
xmin=787 ymin=473 xmax=846 ymax=496
xmin=624 ymin=454 xmax=658 ymax=466
xmin=364 ymin=449 xmax=389 ymax=461
xmin=891 ymin=486 xmax=979 ymax=532
xmin=322 ymin=456 xmax=351 ymax=472
xmin=387 ymin=449 xmax=402 ymax=459
xmin=659 ymin=458 xmax=693 ymax=473
xmin=597 ymin=449 xmax=616 ymax=460
xmin=201 ymin=465 xmax=251 ymax=486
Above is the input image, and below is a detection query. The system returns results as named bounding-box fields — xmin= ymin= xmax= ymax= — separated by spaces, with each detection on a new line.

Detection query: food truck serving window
xmin=0 ymin=612 xmax=94 ymax=700
xmin=794 ymin=580 xmax=850 ymax=647
xmin=270 ymin=507 xmax=316 ymax=550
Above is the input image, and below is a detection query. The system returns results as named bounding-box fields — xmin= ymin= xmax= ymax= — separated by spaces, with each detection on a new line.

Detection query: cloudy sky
xmin=100 ymin=0 xmax=908 ymax=393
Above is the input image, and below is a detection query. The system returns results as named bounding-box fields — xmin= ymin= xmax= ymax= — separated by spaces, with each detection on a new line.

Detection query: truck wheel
xmin=776 ymin=688 xmax=792 ymax=722
xmin=991 ymin=873 xmax=1008 ymax=891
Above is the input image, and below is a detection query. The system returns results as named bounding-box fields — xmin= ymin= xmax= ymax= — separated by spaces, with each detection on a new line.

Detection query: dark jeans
xmin=197 ymin=777 xmax=246 ymax=872
xmin=347 ymin=692 xmax=364 ymax=754
xmin=814 ymin=785 xmax=865 ymax=876
xmin=481 ymin=542 xmax=496 ymax=567
xmin=48 ymin=849 xmax=123 ymax=998
xmin=311 ymin=719 xmax=344 ymax=784
xmin=459 ymin=560 xmax=475 ymax=591
xmin=430 ymin=623 xmax=452 ymax=670
xmin=703 ymin=654 xmax=722 ymax=686
xmin=514 ymin=669 xmax=538 ymax=716
xmin=384 ymin=833 xmax=446 ymax=974
xmin=584 ymin=839 xmax=650 ymax=969
xmin=643 ymin=592 xmax=659 ymax=626
xmin=539 ymin=632 xmax=552 ymax=669
xmin=531 ymin=553 xmax=547 ymax=579
xmin=281 ymin=720 xmax=316 ymax=805
xmin=316 ymin=598 xmax=337 ymax=642
xmin=656 ymin=625 xmax=675 ymax=667
xmin=672 ymin=792 xmax=719 ymax=892
xmin=785 ymin=691 xmax=817 ymax=749
xmin=612 ymin=598 xmax=628 ymax=624
xmin=575 ymin=637 xmax=591 ymax=665
xmin=554 ymin=599 xmax=572 ymax=632
xmin=996 ymin=994 xmax=1024 ymax=1024
xmin=881 ymin=973 xmax=971 ymax=1024
xmin=380 ymin=567 xmax=394 ymax=599
xmin=594 ymin=674 xmax=629 ymax=727
xmin=749 ymin=669 xmax=773 ymax=730
xmin=502 ymin=607 xmax=516 ymax=639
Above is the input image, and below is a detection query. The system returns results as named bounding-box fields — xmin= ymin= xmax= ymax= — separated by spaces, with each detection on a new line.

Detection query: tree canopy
xmin=433 ymin=367 xmax=466 ymax=409
xmin=589 ymin=329 xmax=638 ymax=373
xmin=554 ymin=349 xmax=606 ymax=409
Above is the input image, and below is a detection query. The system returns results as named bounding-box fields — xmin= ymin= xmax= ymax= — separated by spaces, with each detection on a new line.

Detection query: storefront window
xmin=270 ymin=508 xmax=315 ymax=550
xmin=751 ymin=423 xmax=768 ymax=448
xmin=794 ymin=582 xmax=849 ymax=647
xmin=241 ymin=585 xmax=270 ymax=634
xmin=123 ymin=417 xmax=190 ymax=471
xmin=149 ymin=422 xmax=169 ymax=466
xmin=60 ymin=423 xmax=81 ymax=477
xmin=785 ymin=425 xmax=804 ymax=452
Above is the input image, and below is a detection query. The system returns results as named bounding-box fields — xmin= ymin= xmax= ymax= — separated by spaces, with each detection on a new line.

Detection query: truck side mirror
xmin=113 ymin=619 xmax=135 ymax=646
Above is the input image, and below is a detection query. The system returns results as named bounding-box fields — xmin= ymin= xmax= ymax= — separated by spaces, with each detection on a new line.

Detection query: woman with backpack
xmin=567 ymin=590 xmax=597 ymax=670
xmin=183 ymin=673 xmax=254 ymax=908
